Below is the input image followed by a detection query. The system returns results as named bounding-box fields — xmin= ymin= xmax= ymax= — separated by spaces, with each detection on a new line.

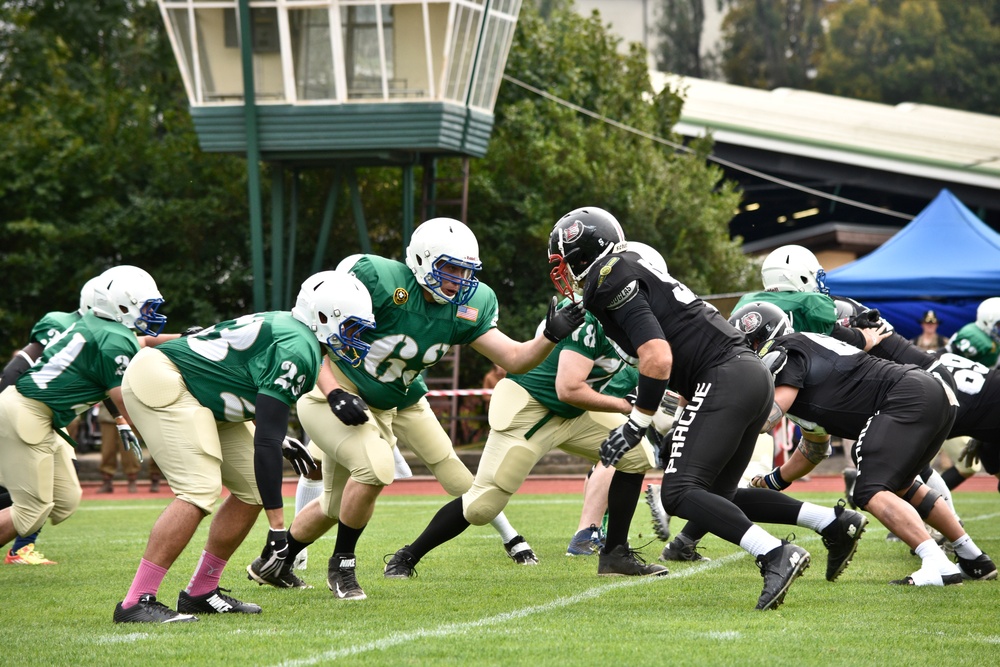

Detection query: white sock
xmin=295 ymin=477 xmax=323 ymax=515
xmin=950 ymin=534 xmax=983 ymax=560
xmin=915 ymin=538 xmax=961 ymax=576
xmin=797 ymin=502 xmax=837 ymax=532
xmin=393 ymin=447 xmax=413 ymax=480
xmin=739 ymin=525 xmax=783 ymax=558
xmin=490 ymin=512 xmax=519 ymax=543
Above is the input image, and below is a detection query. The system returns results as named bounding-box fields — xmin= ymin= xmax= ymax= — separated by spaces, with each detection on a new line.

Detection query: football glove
xmin=327 ymin=388 xmax=369 ymax=426
xmin=757 ymin=339 xmax=788 ymax=378
xmin=958 ymin=438 xmax=983 ymax=468
xmin=117 ymin=422 xmax=143 ymax=464
xmin=181 ymin=326 xmax=204 ymax=336
xmin=600 ymin=418 xmax=647 ymax=467
xmin=255 ymin=529 xmax=289 ymax=579
xmin=281 ymin=436 xmax=317 ymax=476
xmin=750 ymin=466 xmax=790 ymax=491
xmin=850 ymin=308 xmax=882 ymax=329
xmin=543 ymin=297 xmax=585 ymax=343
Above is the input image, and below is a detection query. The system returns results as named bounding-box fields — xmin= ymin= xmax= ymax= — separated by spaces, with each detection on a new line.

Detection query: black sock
xmin=604 ymin=470 xmax=644 ymax=551
xmin=333 ymin=521 xmax=365 ymax=556
xmin=407 ymin=498 xmax=471 ymax=561
xmin=286 ymin=532 xmax=313 ymax=560
xmin=941 ymin=466 xmax=967 ymax=490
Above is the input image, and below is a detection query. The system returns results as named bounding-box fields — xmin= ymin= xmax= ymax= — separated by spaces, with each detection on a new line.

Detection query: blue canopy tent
xmin=824 ymin=189 xmax=1000 ymax=340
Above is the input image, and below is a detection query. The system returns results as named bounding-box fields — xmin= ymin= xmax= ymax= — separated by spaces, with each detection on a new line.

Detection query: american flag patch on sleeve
xmin=457 ymin=305 xmax=479 ymax=321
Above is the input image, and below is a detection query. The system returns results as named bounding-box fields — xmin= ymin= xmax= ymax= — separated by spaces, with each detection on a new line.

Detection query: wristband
xmin=634 ymin=373 xmax=669 ymax=413
xmin=628 ymin=407 xmax=653 ymax=429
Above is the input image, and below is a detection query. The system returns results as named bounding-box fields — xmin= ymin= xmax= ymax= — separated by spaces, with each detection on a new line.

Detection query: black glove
xmin=117 ymin=422 xmax=143 ymax=464
xmin=181 ymin=326 xmax=204 ymax=336
xmin=600 ymin=418 xmax=647 ymax=467
xmin=757 ymin=339 xmax=788 ymax=378
xmin=255 ymin=529 xmax=289 ymax=578
xmin=543 ymin=297 xmax=585 ymax=343
xmin=327 ymin=388 xmax=369 ymax=426
xmin=958 ymin=438 xmax=983 ymax=467
xmin=750 ymin=466 xmax=791 ymax=491
xmin=281 ymin=436 xmax=317 ymax=476
xmin=850 ymin=308 xmax=882 ymax=329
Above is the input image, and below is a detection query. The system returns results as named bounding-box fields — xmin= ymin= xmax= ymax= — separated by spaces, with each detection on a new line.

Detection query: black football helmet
xmin=728 ymin=301 xmax=792 ymax=350
xmin=548 ymin=207 xmax=627 ymax=299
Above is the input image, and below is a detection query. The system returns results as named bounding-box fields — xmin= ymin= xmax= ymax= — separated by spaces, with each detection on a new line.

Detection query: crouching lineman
xmin=546 ymin=207 xmax=864 ymax=610
xmin=733 ymin=301 xmax=996 ymax=585
xmin=113 ymin=271 xmax=375 ymax=623
xmin=0 ymin=266 xmax=167 ymax=563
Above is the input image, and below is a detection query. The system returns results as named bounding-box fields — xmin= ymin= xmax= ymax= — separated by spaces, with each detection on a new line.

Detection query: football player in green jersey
xmin=0 ymin=266 xmax=166 ymax=565
xmin=113 ymin=270 xmax=375 ymax=624
xmin=946 ymin=297 xmax=1000 ymax=368
xmin=0 ymin=275 xmax=101 ymax=565
xmin=256 ymin=217 xmax=584 ymax=601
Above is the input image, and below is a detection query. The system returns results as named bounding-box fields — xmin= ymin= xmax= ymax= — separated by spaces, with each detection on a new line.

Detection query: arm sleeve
xmin=254 ymin=393 xmax=291 ymax=511
xmin=828 ymin=323 xmax=867 ymax=350
xmin=0 ymin=353 xmax=33 ymax=392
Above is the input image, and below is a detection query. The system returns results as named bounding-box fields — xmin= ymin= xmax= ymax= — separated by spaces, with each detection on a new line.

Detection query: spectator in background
xmin=97 ymin=403 xmax=141 ymax=494
xmin=481 ymin=363 xmax=506 ymax=408
xmin=911 ymin=310 xmax=948 ymax=352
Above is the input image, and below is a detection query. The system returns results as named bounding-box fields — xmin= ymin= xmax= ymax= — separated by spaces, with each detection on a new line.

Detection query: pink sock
xmin=186 ymin=551 xmax=227 ymax=597
xmin=123 ymin=559 xmax=169 ymax=607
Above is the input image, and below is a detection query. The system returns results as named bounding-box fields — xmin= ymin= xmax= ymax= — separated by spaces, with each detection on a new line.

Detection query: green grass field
xmin=1 ymin=490 xmax=997 ymax=666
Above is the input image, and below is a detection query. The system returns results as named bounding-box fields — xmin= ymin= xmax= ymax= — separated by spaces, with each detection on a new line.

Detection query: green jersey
xmin=946 ymin=323 xmax=999 ymax=368
xmin=159 ymin=312 xmax=322 ymax=422
xmin=16 ymin=313 xmax=140 ymax=428
xmin=338 ymin=255 xmax=499 ymax=410
xmin=734 ymin=290 xmax=837 ymax=335
xmin=509 ymin=307 xmax=634 ymax=419
xmin=30 ymin=310 xmax=82 ymax=347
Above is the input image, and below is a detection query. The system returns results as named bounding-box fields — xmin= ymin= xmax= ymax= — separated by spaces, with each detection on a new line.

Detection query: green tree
xmin=0 ymin=1 xmax=250 ymax=349
xmin=654 ymin=0 xmax=710 ymax=77
xmin=816 ymin=0 xmax=1000 ymax=115
xmin=717 ymin=0 xmax=827 ymax=89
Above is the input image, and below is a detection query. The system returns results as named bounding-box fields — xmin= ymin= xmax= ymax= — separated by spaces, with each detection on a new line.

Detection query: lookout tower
xmin=157 ymin=0 xmax=522 ymax=309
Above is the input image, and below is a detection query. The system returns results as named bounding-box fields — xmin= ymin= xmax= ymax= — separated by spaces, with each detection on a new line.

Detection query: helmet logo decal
xmin=393 ymin=288 xmax=409 ymax=305
xmin=564 ymin=221 xmax=583 ymax=242
xmin=597 ymin=257 xmax=618 ymax=287
xmin=740 ymin=311 xmax=762 ymax=333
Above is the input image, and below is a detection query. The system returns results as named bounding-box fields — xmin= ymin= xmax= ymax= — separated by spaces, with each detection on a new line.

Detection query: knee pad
xmin=914 ymin=487 xmax=942 ymax=520
xmin=48 ymin=486 xmax=82 ymax=525
xmin=11 ymin=501 xmax=54 ymax=537
xmin=464 ymin=488 xmax=510 ymax=526
xmin=428 ymin=456 xmax=474 ymax=496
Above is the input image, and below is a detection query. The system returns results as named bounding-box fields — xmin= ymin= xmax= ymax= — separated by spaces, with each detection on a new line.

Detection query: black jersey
xmin=774 ymin=332 xmax=920 ymax=439
xmin=935 ymin=352 xmax=1000 ymax=440
xmin=582 ymin=251 xmax=745 ymax=398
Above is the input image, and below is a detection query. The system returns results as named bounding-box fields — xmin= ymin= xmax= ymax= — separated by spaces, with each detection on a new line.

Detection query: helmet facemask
xmin=326 ymin=313 xmax=375 ymax=368
xmin=405 ymin=218 xmax=482 ymax=306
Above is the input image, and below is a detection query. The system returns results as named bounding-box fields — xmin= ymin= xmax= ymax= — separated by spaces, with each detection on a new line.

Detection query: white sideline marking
xmin=272 ymin=552 xmax=747 ymax=667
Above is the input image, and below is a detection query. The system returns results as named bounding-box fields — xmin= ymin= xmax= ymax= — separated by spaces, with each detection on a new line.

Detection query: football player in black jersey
xmin=548 ymin=207 xmax=867 ymax=610
xmin=733 ymin=301 xmax=996 ymax=585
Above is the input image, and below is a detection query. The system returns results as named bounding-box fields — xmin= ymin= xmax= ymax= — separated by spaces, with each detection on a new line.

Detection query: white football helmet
xmin=761 ymin=245 xmax=828 ymax=294
xmin=291 ymin=271 xmax=376 ymax=367
xmin=405 ymin=218 xmax=481 ymax=306
xmin=975 ymin=297 xmax=1000 ymax=342
xmin=78 ymin=275 xmax=101 ymax=315
xmin=627 ymin=241 xmax=667 ymax=275
xmin=91 ymin=265 xmax=167 ymax=336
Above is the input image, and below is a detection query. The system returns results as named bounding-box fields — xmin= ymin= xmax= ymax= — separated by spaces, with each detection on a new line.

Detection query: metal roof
xmin=650 ymin=73 xmax=1000 ymax=192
